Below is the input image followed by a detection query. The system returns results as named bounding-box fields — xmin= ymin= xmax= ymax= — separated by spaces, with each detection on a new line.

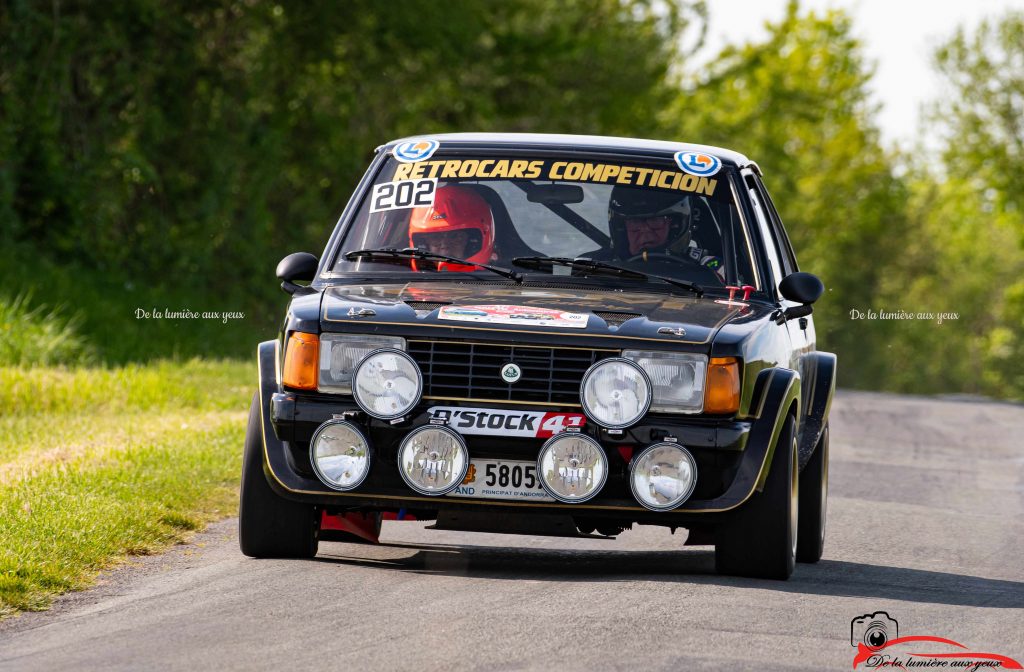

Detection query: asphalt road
xmin=1 ymin=391 xmax=1022 ymax=671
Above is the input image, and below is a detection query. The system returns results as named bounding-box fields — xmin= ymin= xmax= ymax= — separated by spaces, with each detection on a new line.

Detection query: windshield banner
xmin=393 ymin=158 xmax=719 ymax=197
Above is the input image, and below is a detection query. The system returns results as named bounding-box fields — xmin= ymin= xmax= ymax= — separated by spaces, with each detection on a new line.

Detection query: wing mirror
xmin=276 ymin=252 xmax=319 ymax=295
xmin=776 ymin=272 xmax=824 ymax=323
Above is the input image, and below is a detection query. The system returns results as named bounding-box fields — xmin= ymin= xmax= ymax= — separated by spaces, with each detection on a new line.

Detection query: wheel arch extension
xmin=748 ymin=367 xmax=801 ymax=492
xmin=797 ymin=351 xmax=837 ymax=470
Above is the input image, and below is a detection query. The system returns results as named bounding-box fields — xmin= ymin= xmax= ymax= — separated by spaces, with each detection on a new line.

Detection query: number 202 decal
xmin=369 ymin=178 xmax=437 ymax=213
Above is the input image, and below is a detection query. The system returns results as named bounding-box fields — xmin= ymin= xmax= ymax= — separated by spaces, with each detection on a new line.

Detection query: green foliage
xmin=0 ymin=293 xmax=95 ymax=366
xmin=897 ymin=10 xmax=1024 ymax=398
xmin=1 ymin=0 xmax=1022 ymax=398
xmin=933 ymin=11 xmax=1024 ymax=217
xmin=663 ymin=3 xmax=911 ymax=389
xmin=0 ymin=0 xmax=698 ymax=362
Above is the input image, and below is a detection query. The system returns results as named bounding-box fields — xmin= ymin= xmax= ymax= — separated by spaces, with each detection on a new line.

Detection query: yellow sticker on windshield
xmin=393 ymin=159 xmax=717 ymax=196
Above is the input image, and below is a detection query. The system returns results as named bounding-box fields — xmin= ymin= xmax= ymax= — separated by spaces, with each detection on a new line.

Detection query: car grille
xmin=407 ymin=340 xmax=617 ymax=406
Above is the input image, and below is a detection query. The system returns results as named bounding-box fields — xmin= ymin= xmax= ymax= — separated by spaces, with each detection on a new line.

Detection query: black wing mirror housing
xmin=777 ymin=272 xmax=824 ymax=323
xmin=276 ymin=252 xmax=319 ymax=295
xmin=779 ymin=272 xmax=824 ymax=304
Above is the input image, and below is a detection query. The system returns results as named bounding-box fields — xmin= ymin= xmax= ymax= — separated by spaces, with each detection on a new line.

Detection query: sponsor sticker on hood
xmin=437 ymin=304 xmax=589 ymax=328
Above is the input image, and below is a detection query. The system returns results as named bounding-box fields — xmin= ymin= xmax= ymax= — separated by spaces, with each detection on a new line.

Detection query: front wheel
xmin=715 ymin=414 xmax=798 ymax=580
xmin=239 ymin=393 xmax=319 ymax=558
xmin=796 ymin=423 xmax=829 ymax=563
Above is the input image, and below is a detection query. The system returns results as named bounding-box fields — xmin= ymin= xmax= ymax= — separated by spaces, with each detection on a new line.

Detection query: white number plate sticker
xmin=448 ymin=459 xmax=554 ymax=502
xmin=369 ymin=178 xmax=437 ymax=213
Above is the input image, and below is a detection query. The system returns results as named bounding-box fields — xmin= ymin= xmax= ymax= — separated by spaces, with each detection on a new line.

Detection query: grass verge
xmin=0 ymin=359 xmax=252 ymax=618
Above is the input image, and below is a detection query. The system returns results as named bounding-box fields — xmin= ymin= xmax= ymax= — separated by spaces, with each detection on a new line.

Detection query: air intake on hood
xmin=592 ymin=311 xmax=641 ymax=327
xmin=404 ymin=301 xmax=450 ymax=315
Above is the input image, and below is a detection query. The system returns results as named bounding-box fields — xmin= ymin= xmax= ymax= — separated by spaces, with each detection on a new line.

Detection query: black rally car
xmin=240 ymin=133 xmax=836 ymax=580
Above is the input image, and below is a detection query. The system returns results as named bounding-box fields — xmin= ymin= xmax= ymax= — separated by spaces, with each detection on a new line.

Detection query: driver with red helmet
xmin=408 ymin=185 xmax=495 ymax=272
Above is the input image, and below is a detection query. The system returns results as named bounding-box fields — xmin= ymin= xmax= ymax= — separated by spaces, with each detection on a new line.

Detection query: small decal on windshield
xmin=438 ymin=305 xmax=589 ymax=329
xmin=369 ymin=178 xmax=437 ymax=213
xmin=675 ymin=151 xmax=721 ymax=177
xmin=393 ymin=139 xmax=439 ymax=163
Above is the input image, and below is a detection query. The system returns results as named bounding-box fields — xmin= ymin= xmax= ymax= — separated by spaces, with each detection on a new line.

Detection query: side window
xmin=745 ymin=176 xmax=784 ymax=291
xmin=752 ymin=175 xmax=799 ymax=275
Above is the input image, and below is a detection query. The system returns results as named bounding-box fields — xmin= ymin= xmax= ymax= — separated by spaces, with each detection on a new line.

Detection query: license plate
xmin=448 ymin=459 xmax=554 ymax=502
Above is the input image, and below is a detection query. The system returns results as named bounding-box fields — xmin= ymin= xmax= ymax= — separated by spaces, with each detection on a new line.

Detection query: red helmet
xmin=409 ymin=185 xmax=494 ymax=272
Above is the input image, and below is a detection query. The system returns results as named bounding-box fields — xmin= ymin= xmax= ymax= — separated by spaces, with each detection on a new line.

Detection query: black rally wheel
xmin=796 ymin=423 xmax=829 ymax=563
xmin=715 ymin=413 xmax=798 ymax=580
xmin=238 ymin=393 xmax=319 ymax=559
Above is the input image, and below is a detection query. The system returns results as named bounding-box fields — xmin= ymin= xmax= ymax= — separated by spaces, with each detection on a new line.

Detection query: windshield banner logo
xmin=675 ymin=151 xmax=721 ymax=177
xmin=393 ymin=139 xmax=439 ymax=163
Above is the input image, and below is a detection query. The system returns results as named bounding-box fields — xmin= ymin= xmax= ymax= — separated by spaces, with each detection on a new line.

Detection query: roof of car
xmin=379 ymin=132 xmax=753 ymax=168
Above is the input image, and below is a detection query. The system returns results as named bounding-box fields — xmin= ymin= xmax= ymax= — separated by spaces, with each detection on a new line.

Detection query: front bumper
xmin=256 ymin=343 xmax=783 ymax=524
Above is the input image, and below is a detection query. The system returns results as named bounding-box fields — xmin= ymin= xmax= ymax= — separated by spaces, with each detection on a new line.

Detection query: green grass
xmin=0 ymin=359 xmax=253 ymax=618
xmin=0 ymin=293 xmax=95 ymax=367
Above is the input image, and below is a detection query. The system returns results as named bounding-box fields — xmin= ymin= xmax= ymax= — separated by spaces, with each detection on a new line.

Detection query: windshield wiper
xmin=345 ymin=247 xmax=523 ymax=283
xmin=512 ymin=256 xmax=703 ymax=297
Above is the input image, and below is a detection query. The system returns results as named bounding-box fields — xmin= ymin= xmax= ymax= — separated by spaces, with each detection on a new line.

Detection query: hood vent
xmin=593 ymin=311 xmax=641 ymax=327
xmin=404 ymin=300 xmax=450 ymax=316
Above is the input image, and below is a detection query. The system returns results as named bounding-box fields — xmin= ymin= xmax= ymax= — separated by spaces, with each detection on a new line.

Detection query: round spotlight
xmin=397 ymin=426 xmax=469 ymax=496
xmin=537 ymin=433 xmax=608 ymax=504
xmin=310 ymin=421 xmax=372 ymax=491
xmin=352 ymin=348 xmax=423 ymax=420
xmin=580 ymin=358 xmax=652 ymax=429
xmin=629 ymin=442 xmax=698 ymax=511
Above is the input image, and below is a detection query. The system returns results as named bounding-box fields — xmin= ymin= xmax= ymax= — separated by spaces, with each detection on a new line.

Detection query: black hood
xmin=319 ymin=281 xmax=769 ymax=349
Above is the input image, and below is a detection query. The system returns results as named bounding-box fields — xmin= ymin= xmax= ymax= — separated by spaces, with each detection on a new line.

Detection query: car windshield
xmin=331 ymin=152 xmax=759 ymax=291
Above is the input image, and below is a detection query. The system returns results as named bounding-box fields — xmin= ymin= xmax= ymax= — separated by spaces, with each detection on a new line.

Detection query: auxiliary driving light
xmin=629 ymin=442 xmax=697 ymax=511
xmin=579 ymin=358 xmax=652 ymax=429
xmin=537 ymin=433 xmax=608 ymax=504
xmin=397 ymin=426 xmax=469 ymax=496
xmin=310 ymin=421 xmax=372 ymax=491
xmin=352 ymin=348 xmax=423 ymax=420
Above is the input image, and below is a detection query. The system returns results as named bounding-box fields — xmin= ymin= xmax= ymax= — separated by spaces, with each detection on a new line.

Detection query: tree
xmin=662 ymin=2 xmax=913 ymax=389
xmin=0 ymin=0 xmax=702 ymax=360
xmin=903 ymin=10 xmax=1024 ymax=397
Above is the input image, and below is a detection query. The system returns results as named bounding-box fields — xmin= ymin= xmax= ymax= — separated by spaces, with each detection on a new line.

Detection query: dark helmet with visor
xmin=607 ymin=185 xmax=693 ymax=258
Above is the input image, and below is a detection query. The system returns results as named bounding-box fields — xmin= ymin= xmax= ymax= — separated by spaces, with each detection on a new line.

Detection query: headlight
xmin=352 ymin=348 xmax=422 ymax=420
xmin=310 ymin=421 xmax=372 ymax=491
xmin=579 ymin=357 xmax=652 ymax=429
xmin=318 ymin=335 xmax=406 ymax=394
xmin=629 ymin=442 xmax=697 ymax=511
xmin=622 ymin=350 xmax=707 ymax=414
xmin=398 ymin=426 xmax=469 ymax=496
xmin=537 ymin=433 xmax=608 ymax=503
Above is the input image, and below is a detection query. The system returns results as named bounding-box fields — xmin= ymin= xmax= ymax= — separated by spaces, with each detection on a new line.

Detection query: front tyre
xmin=796 ymin=423 xmax=829 ymax=563
xmin=715 ymin=414 xmax=798 ymax=580
xmin=239 ymin=393 xmax=319 ymax=558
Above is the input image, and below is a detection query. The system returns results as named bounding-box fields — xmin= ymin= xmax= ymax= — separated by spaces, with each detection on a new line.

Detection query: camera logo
xmin=851 ymin=612 xmax=898 ymax=651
